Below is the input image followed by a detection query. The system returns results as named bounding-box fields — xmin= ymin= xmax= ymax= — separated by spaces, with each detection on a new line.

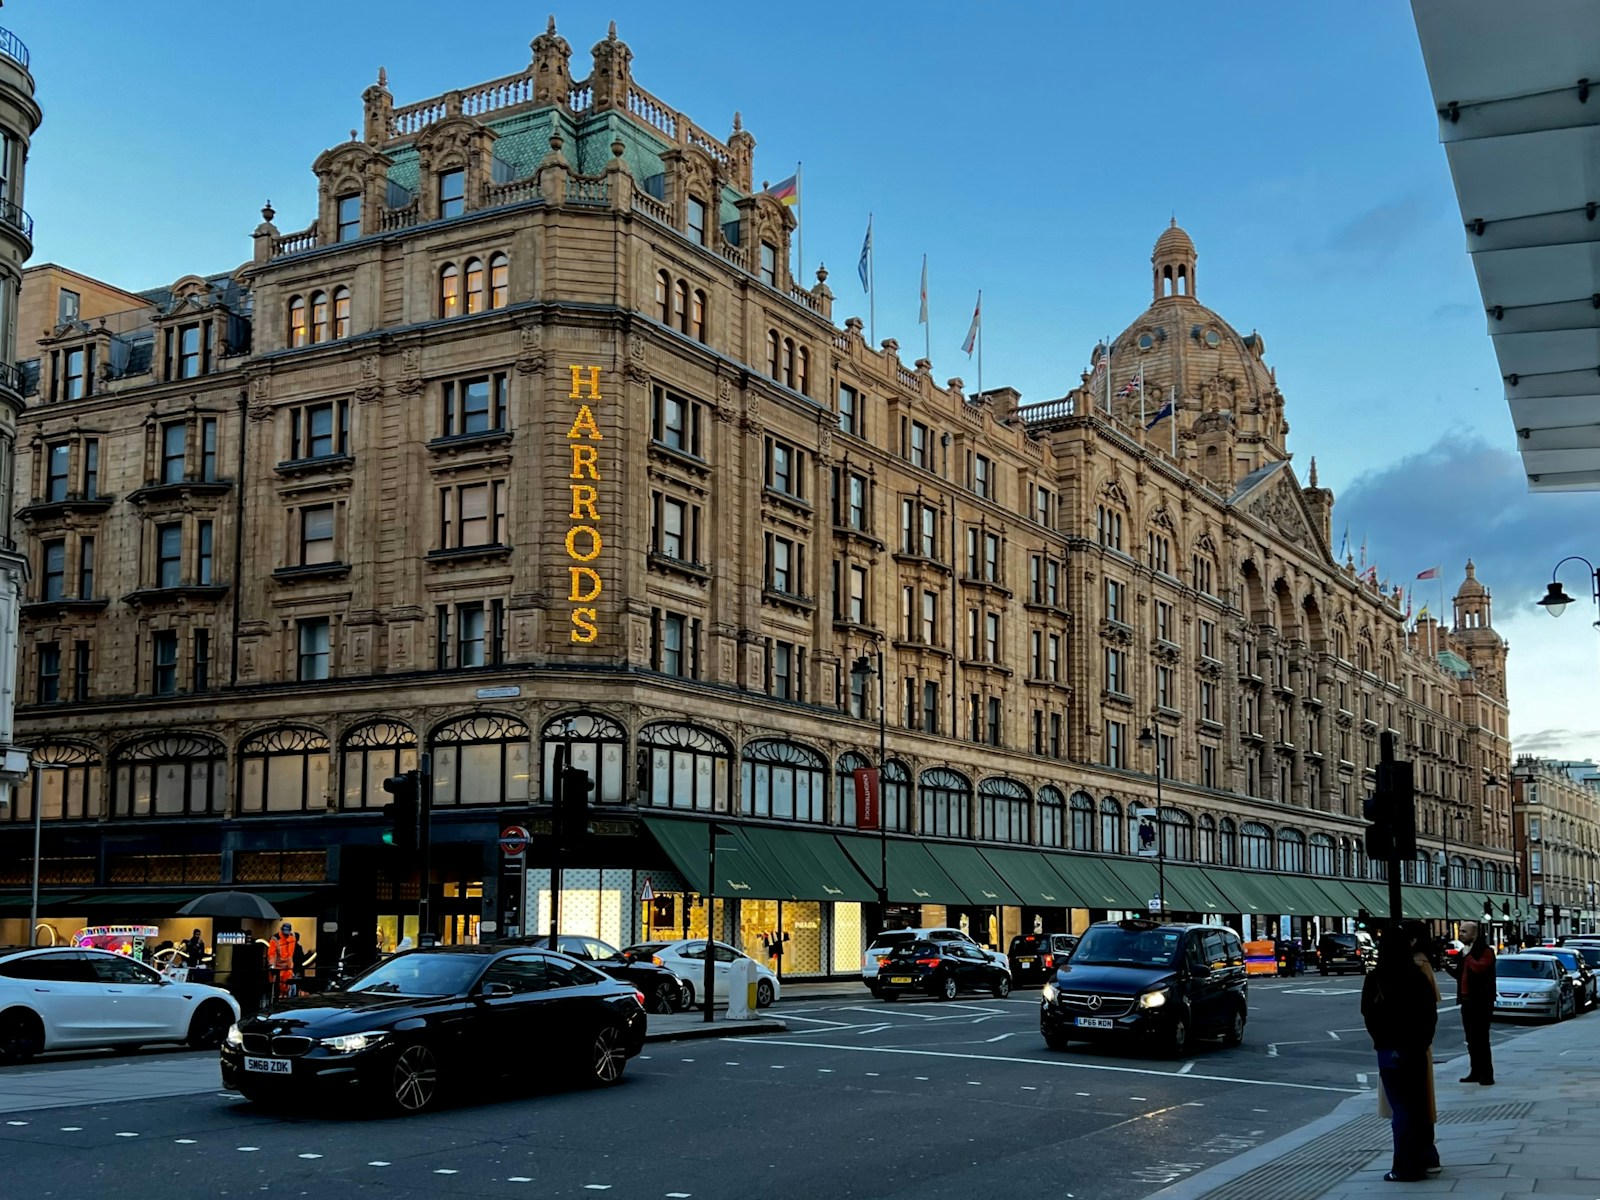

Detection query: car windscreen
xmin=346 ymin=952 xmax=488 ymax=996
xmin=1071 ymin=926 xmax=1184 ymax=968
xmin=1571 ymin=947 xmax=1600 ymax=968
xmin=1529 ymin=951 xmax=1577 ymax=970
xmin=886 ymin=941 xmax=938 ymax=959
xmin=869 ymin=932 xmax=917 ymax=952
xmin=1009 ymin=935 xmax=1043 ymax=954
xmin=1322 ymin=934 xmax=1358 ymax=947
xmin=1498 ymin=958 xmax=1556 ymax=980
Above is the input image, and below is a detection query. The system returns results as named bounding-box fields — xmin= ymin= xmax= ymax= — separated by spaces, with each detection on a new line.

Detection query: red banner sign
xmin=853 ymin=767 xmax=881 ymax=831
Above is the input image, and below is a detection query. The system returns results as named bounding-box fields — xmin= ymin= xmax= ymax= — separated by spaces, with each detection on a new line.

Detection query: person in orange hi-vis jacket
xmin=267 ymin=923 xmax=297 ymax=999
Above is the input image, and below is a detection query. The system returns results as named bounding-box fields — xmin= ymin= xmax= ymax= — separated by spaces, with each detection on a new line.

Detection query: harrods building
xmin=0 ymin=21 xmax=1519 ymax=976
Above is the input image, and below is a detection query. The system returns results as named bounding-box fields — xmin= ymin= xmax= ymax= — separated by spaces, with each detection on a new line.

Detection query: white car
xmin=0 ymin=946 xmax=241 ymax=1062
xmin=626 ymin=940 xmax=780 ymax=1008
xmin=862 ymin=928 xmax=1009 ymax=994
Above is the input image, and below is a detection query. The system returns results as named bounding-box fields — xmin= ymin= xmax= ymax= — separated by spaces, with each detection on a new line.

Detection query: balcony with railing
xmin=0 ymin=196 xmax=33 ymax=243
xmin=0 ymin=358 xmax=23 ymax=398
xmin=0 ymin=27 xmax=28 ymax=71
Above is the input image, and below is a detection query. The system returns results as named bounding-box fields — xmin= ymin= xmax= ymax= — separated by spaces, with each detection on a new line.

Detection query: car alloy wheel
xmin=939 ymin=975 xmax=958 ymax=1001
xmin=1166 ymin=1015 xmax=1190 ymax=1058
xmin=0 ymin=1010 xmax=41 ymax=1064
xmin=1222 ymin=1006 xmax=1246 ymax=1047
xmin=390 ymin=1043 xmax=440 ymax=1113
xmin=650 ymin=981 xmax=679 ymax=1015
xmin=756 ymin=979 xmax=775 ymax=1009
xmin=591 ymin=1026 xmax=627 ymax=1085
xmin=992 ymin=975 xmax=1012 ymax=999
xmin=187 ymin=1001 xmax=234 ymax=1050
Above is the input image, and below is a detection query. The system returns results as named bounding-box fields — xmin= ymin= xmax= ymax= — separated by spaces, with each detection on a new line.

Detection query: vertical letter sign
xmin=567 ymin=366 xmax=604 ymax=643
xmin=853 ymin=768 xmax=881 ymax=831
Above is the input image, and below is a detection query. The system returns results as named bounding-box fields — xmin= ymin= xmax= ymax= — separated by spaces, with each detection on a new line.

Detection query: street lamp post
xmin=549 ymin=716 xmax=576 ymax=946
xmin=850 ymin=651 xmax=889 ymax=921
xmin=1137 ymin=725 xmax=1165 ymax=917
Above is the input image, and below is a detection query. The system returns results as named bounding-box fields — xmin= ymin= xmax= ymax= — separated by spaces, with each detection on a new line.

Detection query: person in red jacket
xmin=1446 ymin=921 xmax=1496 ymax=1085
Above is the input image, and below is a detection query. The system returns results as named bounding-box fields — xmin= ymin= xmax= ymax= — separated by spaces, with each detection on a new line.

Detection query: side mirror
xmin=478 ymin=981 xmax=514 ymax=1000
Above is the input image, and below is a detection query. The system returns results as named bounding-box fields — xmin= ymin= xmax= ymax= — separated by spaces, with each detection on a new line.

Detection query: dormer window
xmin=58 ymin=289 xmax=80 ymax=324
xmin=63 ymin=348 xmax=89 ymax=400
xmin=439 ymin=169 xmax=465 ymax=219
xmin=687 ymin=197 xmax=707 ymax=245
xmin=759 ymin=242 xmax=777 ymax=287
xmin=164 ymin=322 xmax=209 ymax=379
xmin=336 ymin=195 xmax=361 ymax=243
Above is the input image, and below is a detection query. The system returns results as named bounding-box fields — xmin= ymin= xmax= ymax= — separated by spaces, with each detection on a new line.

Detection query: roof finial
xmin=261 ymin=200 xmax=275 ymax=222
xmin=1170 ymin=214 xmax=1177 ymax=227
xmin=546 ymin=14 xmax=556 ymax=33
xmin=377 ymin=66 xmax=387 ymax=88
xmin=733 ymin=110 xmax=742 ymax=132
xmin=608 ymin=19 xmax=617 ymax=38
xmin=1308 ymin=456 xmax=1318 ymax=486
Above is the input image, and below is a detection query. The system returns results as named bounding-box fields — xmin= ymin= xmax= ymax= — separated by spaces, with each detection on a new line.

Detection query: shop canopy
xmin=980 ymin=849 xmax=1090 ymax=908
xmin=1048 ymin=854 xmax=1143 ymax=909
xmin=736 ymin=824 xmax=880 ymax=904
xmin=1160 ymin=863 xmax=1238 ymax=915
xmin=923 ymin=845 xmax=1024 ymax=907
xmin=837 ymin=835 xmax=969 ymax=906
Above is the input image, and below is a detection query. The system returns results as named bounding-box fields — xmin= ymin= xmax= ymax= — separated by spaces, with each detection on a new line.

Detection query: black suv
xmin=1317 ymin=931 xmax=1377 ymax=976
xmin=1008 ymin=933 xmax=1079 ymax=986
xmin=1039 ymin=920 xmax=1248 ymax=1057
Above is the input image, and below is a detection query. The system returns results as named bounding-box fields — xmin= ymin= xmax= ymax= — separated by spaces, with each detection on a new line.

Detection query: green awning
xmin=1308 ymin=880 xmax=1365 ymax=918
xmin=1269 ymin=875 xmax=1343 ymax=917
xmin=1102 ymin=857 xmax=1164 ymax=910
xmin=924 ymin=844 xmax=1024 ymax=907
xmin=1047 ymin=854 xmax=1143 ymax=908
xmin=1403 ymin=887 xmax=1451 ymax=920
xmin=980 ymin=849 xmax=1087 ymax=908
xmin=736 ymin=825 xmax=879 ymax=904
xmin=1344 ymin=880 xmax=1392 ymax=915
xmin=0 ymin=891 xmax=85 ymax=913
xmin=1162 ymin=863 xmax=1238 ymax=914
xmin=1202 ymin=868 xmax=1280 ymax=915
xmin=642 ymin=815 xmax=799 ymax=899
xmin=837 ymin=835 xmax=968 ymax=905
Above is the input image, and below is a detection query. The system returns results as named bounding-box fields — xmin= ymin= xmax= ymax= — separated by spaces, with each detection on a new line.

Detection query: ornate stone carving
xmin=515 ymin=325 xmax=546 ymax=376
xmin=395 ymin=347 xmax=424 ymax=396
xmin=1244 ymin=476 xmax=1313 ymax=544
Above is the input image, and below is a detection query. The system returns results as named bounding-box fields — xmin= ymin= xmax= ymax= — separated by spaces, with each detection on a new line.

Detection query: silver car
xmin=1493 ymin=953 xmax=1576 ymax=1023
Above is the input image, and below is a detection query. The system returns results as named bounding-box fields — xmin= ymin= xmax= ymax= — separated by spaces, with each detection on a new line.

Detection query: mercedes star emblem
xmin=1086 ymin=994 xmax=1103 ymax=1010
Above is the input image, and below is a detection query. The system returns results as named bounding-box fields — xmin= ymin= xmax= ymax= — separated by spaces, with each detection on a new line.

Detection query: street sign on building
xmin=499 ymin=825 xmax=530 ymax=857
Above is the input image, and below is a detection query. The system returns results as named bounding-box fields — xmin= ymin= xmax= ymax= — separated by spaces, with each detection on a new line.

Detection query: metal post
xmin=418 ymin=754 xmax=435 ymax=941
xmin=703 ymin=822 xmax=717 ymax=1024
xmin=1381 ymin=731 xmax=1403 ymax=930
xmin=1442 ymin=808 xmax=1451 ymax=937
xmin=27 ymin=766 xmax=41 ymax=947
xmin=877 ymin=649 xmax=888 ymax=919
xmin=549 ymin=739 xmax=568 ymax=947
xmin=1155 ymin=757 xmax=1165 ymax=917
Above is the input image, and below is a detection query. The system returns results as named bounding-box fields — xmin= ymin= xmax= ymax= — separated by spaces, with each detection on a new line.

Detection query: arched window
xmin=766 ymin=330 xmax=780 ymax=377
xmin=1218 ymin=817 xmax=1238 ymax=866
xmin=309 ymin=291 xmax=329 ymax=343
xmin=340 ymin=720 xmax=417 ymax=809
xmin=1039 ymin=786 xmax=1065 ymax=848
xmin=439 ymin=263 xmax=461 ymax=318
xmin=835 ymin=751 xmax=869 ymax=828
xmin=1350 ymin=837 xmax=1365 ymax=877
xmin=1310 ymin=833 xmax=1335 ymax=876
xmin=1069 ymin=791 xmax=1094 ymax=850
xmin=288 ymin=295 xmax=308 ymax=347
xmin=1277 ymin=828 xmax=1306 ymax=874
xmin=673 ymin=279 xmax=688 ymax=333
xmin=637 ymin=722 xmax=731 ymax=812
xmin=882 ymin=759 xmax=910 ymax=832
xmin=781 ymin=337 xmax=795 ymax=387
xmin=1467 ymin=858 xmax=1483 ymax=890
xmin=1449 ymin=854 xmax=1466 ymax=890
xmin=1411 ymin=850 xmax=1431 ymax=886
xmin=1240 ymin=822 xmax=1272 ymax=869
xmin=1198 ymin=814 xmax=1217 ymax=863
xmin=1161 ymin=807 xmax=1193 ymax=861
xmin=332 ymin=286 xmax=351 ymax=338
xmin=4 ymin=743 xmax=104 ymax=823
xmin=919 ymin=768 xmax=970 ymax=838
xmin=430 ymin=714 xmax=530 ymax=806
xmin=540 ymin=712 xmax=627 ymax=805
xmin=690 ymin=289 xmax=706 ymax=342
xmin=655 ymin=270 xmax=671 ymax=323
xmin=464 ymin=258 xmax=485 ymax=314
xmin=111 ymin=733 xmax=227 ymax=818
xmin=488 ymin=253 xmax=509 ymax=309
xmin=239 ymin=727 xmax=330 ymax=814
xmin=743 ymin=740 xmax=826 ymax=822
xmin=978 ymin=777 xmax=1030 ymax=844
xmin=1100 ymin=797 xmax=1122 ymax=854
xmin=796 ymin=346 xmax=809 ymax=396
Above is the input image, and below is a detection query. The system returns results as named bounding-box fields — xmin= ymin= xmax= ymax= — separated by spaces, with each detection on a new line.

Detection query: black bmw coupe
xmin=221 ymin=945 xmax=647 ymax=1114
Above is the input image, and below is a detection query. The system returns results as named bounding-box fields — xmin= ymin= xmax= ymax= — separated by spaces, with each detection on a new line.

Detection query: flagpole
xmin=868 ymin=214 xmax=876 ymax=347
xmin=1104 ymin=337 xmax=1112 ymax=415
xmin=921 ymin=253 xmax=930 ymax=363
xmin=1170 ymin=387 xmax=1177 ymax=457
xmin=794 ymin=161 xmax=803 ymax=282
xmin=976 ymin=289 xmax=983 ymax=399
xmin=1138 ymin=363 xmax=1146 ymax=427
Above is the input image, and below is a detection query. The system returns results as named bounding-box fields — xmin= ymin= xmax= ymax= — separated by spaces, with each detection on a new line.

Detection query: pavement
xmin=1150 ymin=1007 xmax=1600 ymax=1200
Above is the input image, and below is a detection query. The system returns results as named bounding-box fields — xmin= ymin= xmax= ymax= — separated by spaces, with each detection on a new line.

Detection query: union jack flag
xmin=1116 ymin=374 xmax=1141 ymax=399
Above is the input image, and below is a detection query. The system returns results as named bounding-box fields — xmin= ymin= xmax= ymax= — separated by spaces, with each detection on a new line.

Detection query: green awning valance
xmin=924 ymin=844 xmax=1024 ymax=907
xmin=980 ymin=849 xmax=1088 ymax=908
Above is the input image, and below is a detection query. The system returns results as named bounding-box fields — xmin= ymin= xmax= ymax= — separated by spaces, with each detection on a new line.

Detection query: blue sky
xmin=13 ymin=2 xmax=1600 ymax=759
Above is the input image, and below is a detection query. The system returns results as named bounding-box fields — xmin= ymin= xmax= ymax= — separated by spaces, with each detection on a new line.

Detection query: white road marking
xmin=818 ymin=1068 xmax=833 ymax=1073
xmin=1252 ymin=1108 xmax=1269 ymax=1113
xmin=5 ymin=1121 xmax=27 ymax=1126
xmin=770 ymin=1064 xmax=785 ymax=1069
xmin=781 ymin=1014 xmax=860 ymax=1027
xmin=299 ymin=1153 xmax=323 ymax=1160
xmin=1076 ymin=1091 xmax=1091 ymax=1096
xmin=852 ymin=1025 xmax=892 ymax=1036
xmin=724 ymin=1061 xmax=739 ymax=1066
xmin=508 ymin=1178 xmax=532 ymax=1184
xmin=666 ymin=1194 xmax=692 ymax=1198
xmin=1178 ymin=1062 xmax=1195 ymax=1075
xmin=174 ymin=1139 xmax=196 ymax=1144
xmin=680 ymin=1058 xmax=695 ymax=1062
xmin=115 ymin=1133 xmax=138 ymax=1138
xmin=914 ymin=1076 xmax=930 ymax=1080
xmin=1130 ymin=1096 xmax=1147 ymax=1101
xmin=1021 ymin=1085 xmax=1038 ymax=1090
xmin=966 ymin=1081 xmax=981 ymax=1086
xmin=436 ymin=1170 xmax=459 ymax=1175
xmin=60 ymin=1127 xmax=82 ymax=1133
xmin=1356 ymin=1073 xmax=1368 ymax=1085
xmin=1326 ymin=1030 xmax=1341 ymax=1040
xmin=237 ymin=1147 xmax=259 ymax=1152
xmin=584 ymin=1187 xmax=613 ymax=1191
xmin=369 ymin=1161 xmax=391 ymax=1167
xmin=986 ymin=1032 xmax=1015 ymax=1043
xmin=744 ymin=1040 xmax=1364 ymax=1093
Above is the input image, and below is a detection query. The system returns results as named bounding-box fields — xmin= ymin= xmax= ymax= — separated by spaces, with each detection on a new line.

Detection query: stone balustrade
xmin=273 ymin=224 xmax=319 ymax=257
xmin=631 ymin=191 xmax=670 ymax=223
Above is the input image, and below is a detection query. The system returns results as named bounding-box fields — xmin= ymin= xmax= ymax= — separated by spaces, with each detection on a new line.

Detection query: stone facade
xmin=0 ymin=21 xmax=1518 ymax=948
xmin=1512 ymin=756 xmax=1600 ymax=937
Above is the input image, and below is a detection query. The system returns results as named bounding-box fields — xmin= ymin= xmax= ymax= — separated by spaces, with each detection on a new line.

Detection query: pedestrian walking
xmin=268 ymin=923 xmax=297 ymax=1000
xmin=1446 ymin=920 xmax=1496 ymax=1085
xmin=182 ymin=928 xmax=207 ymax=969
xmin=1361 ymin=925 xmax=1439 ymax=1182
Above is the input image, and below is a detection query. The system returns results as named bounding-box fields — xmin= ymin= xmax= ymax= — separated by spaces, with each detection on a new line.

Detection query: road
xmin=0 ymin=971 xmax=1547 ymax=1200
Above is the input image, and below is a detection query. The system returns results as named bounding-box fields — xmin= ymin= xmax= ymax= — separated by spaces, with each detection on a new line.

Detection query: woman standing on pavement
xmin=1447 ymin=920 xmax=1496 ymax=1085
xmin=1362 ymin=925 xmax=1440 ymax=1183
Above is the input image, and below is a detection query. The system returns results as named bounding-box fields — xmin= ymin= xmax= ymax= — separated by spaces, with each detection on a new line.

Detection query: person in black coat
xmin=1362 ymin=926 xmax=1440 ymax=1182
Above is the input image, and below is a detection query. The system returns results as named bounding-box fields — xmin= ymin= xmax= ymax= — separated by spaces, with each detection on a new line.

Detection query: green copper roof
xmin=1436 ymin=649 xmax=1473 ymax=678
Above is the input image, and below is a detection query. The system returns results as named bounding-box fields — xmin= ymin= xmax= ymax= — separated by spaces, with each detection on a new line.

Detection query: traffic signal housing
xmin=382 ymin=770 xmax=421 ymax=853
xmin=558 ymin=766 xmax=594 ymax=834
xmin=1364 ymin=759 xmax=1417 ymax=860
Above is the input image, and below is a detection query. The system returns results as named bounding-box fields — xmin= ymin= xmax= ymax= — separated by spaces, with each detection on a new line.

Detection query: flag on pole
xmin=919 ymin=255 xmax=928 ymax=327
xmin=962 ymin=292 xmax=981 ymax=356
xmin=1116 ymin=373 xmax=1141 ymax=398
xmin=1417 ymin=602 xmax=1430 ymax=620
xmin=1403 ymin=588 xmax=1413 ymax=621
xmin=1087 ymin=345 xmax=1109 ymax=391
xmin=1144 ymin=398 xmax=1175 ymax=430
xmin=1416 ymin=565 xmax=1440 ymax=580
xmin=767 ymin=173 xmax=799 ymax=206
xmin=1359 ymin=535 xmax=1368 ymax=570
xmin=1361 ymin=565 xmax=1378 ymax=583
xmin=1338 ymin=526 xmax=1350 ymax=562
xmin=857 ymin=217 xmax=872 ymax=292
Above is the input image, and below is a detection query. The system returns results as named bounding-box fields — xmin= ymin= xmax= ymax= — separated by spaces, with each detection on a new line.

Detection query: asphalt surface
xmin=0 ymin=970 xmax=1549 ymax=1200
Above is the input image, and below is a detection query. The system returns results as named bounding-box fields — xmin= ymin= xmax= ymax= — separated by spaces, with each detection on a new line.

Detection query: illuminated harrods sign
xmin=566 ymin=365 xmax=605 ymax=643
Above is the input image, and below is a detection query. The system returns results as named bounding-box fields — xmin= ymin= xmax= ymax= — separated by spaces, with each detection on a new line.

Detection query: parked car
xmin=0 ymin=946 xmax=240 ymax=1063
xmin=621 ymin=940 xmax=779 ymax=1008
xmin=1007 ymin=933 xmax=1079 ymax=986
xmin=497 ymin=935 xmax=689 ymax=1013
xmin=1562 ymin=943 xmax=1600 ymax=982
xmin=1039 ymin=920 xmax=1248 ymax=1057
xmin=1523 ymin=948 xmax=1598 ymax=1011
xmin=1316 ymin=931 xmax=1378 ymax=976
xmin=1492 ymin=953 xmax=1576 ymax=1023
xmin=876 ymin=939 xmax=1012 ymax=1001
xmin=221 ymin=946 xmax=646 ymax=1113
xmin=862 ymin=928 xmax=1008 ymax=995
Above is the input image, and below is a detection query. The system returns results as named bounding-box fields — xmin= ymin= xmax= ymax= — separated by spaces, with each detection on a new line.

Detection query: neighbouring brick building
xmin=0 ymin=20 xmax=1518 ymax=976
xmin=1512 ymin=756 xmax=1600 ymax=939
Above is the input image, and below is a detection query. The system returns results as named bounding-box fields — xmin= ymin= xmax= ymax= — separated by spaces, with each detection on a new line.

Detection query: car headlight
xmin=318 ymin=1031 xmax=388 ymax=1054
xmin=1137 ymin=988 xmax=1168 ymax=1009
xmin=225 ymin=1023 xmax=244 ymax=1048
xmin=1042 ymin=981 xmax=1059 ymax=1003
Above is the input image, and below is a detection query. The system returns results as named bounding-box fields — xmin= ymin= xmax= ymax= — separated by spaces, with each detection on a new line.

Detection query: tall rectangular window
xmin=36 ymin=643 xmax=60 ymax=703
xmin=657 ymin=495 xmax=687 ymax=559
xmin=156 ymin=523 xmax=183 ymax=588
xmin=298 ymin=618 xmax=331 ymax=681
xmin=58 ymin=289 xmax=80 ymax=323
xmin=759 ymin=242 xmax=777 ymax=286
xmin=1105 ymin=577 xmax=1124 ymax=623
xmin=1105 ymin=647 xmax=1125 ymax=694
xmin=73 ymin=641 xmax=90 ymax=703
xmin=192 ymin=629 xmax=211 ymax=692
xmin=770 ymin=642 xmax=794 ymax=700
xmin=1104 ymin=720 xmax=1125 ymax=769
xmin=1049 ymin=712 xmax=1062 ymax=758
xmin=64 ymin=349 xmax=88 ymax=400
xmin=987 ymin=696 xmax=1002 ymax=746
xmin=336 ymin=194 xmax=361 ymax=242
xmin=922 ymin=591 xmax=938 ymax=645
xmin=972 ymin=454 xmax=991 ymax=499
xmin=1201 ymin=745 xmax=1217 ymax=788
xmin=438 ymin=168 xmax=465 ymax=219
xmin=41 ymin=539 xmax=65 ymax=601
xmin=152 ymin=630 xmax=179 ymax=695
xmin=848 ymin=565 xmax=867 ymax=623
xmin=457 ymin=604 xmax=487 ymax=667
xmin=83 ymin=438 xmax=100 ymax=498
xmin=838 ymin=384 xmax=860 ymax=436
xmin=1047 ymin=632 xmax=1061 ymax=681
xmin=440 ymin=480 xmax=507 ymax=549
xmin=923 ymin=681 xmax=940 ymax=734
xmin=687 ymin=196 xmax=707 ymax=244
xmin=292 ymin=400 xmax=349 ymax=460
xmin=300 ymin=505 xmax=336 ymax=565
xmin=197 ymin=521 xmax=214 ymax=585
xmin=766 ymin=440 xmax=799 ymax=497
xmin=1157 ymin=664 xmax=1173 ymax=709
xmin=201 ymin=417 xmax=218 ymax=481
xmin=442 ymin=374 xmax=509 ymax=437
xmin=161 ymin=422 xmax=187 ymax=484
xmin=179 ymin=325 xmax=202 ymax=379
xmin=984 ymin=612 xmax=1000 ymax=662
xmin=909 ymin=421 xmax=928 ymax=468
xmin=651 ymin=386 xmax=702 ymax=455
xmin=77 ymin=536 xmax=95 ymax=598
xmin=1156 ymin=600 xmax=1173 ymax=643
xmin=660 ymin=612 xmax=685 ymax=677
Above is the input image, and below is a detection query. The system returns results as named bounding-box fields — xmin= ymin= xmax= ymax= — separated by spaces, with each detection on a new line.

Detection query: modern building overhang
xmin=1413 ymin=0 xmax=1600 ymax=492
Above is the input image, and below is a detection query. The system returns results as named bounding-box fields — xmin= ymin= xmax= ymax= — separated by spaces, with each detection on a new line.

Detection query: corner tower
xmin=1452 ymin=560 xmax=1507 ymax=700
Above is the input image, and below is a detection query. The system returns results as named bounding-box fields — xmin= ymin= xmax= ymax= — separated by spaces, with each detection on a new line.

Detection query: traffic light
xmin=558 ymin=766 xmax=594 ymax=834
xmin=1364 ymin=759 xmax=1417 ymax=860
xmin=382 ymin=770 xmax=421 ymax=852
xmin=1356 ymin=908 xmax=1371 ymax=931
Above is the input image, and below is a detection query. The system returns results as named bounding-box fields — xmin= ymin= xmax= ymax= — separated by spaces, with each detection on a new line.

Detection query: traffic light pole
xmin=1381 ymin=731 xmax=1404 ymax=932
xmin=418 ymin=752 xmax=434 ymax=941
xmin=549 ymin=739 xmax=569 ymax=947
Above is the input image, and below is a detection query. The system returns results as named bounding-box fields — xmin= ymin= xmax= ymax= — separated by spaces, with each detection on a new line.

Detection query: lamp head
xmin=850 ymin=655 xmax=874 ymax=679
xmin=1537 ymin=579 xmax=1574 ymax=617
xmin=1137 ymin=726 xmax=1156 ymax=750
